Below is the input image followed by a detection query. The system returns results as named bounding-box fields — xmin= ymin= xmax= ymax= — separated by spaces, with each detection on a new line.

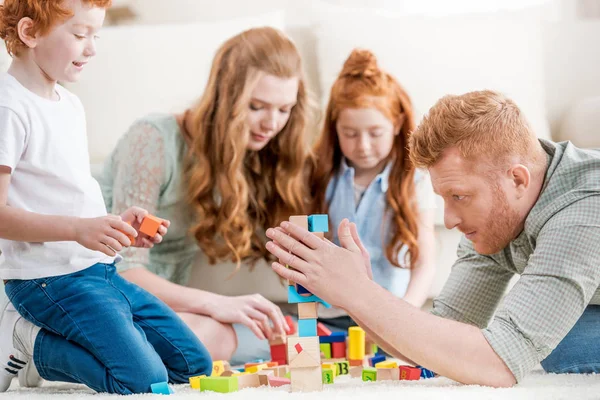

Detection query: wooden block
xmin=350 ymin=366 xmax=364 ymax=378
xmin=369 ymin=355 xmax=386 ymax=367
xmin=308 ymin=214 xmax=328 ymax=233
xmin=289 ymin=215 xmax=309 ymax=230
xmin=246 ymin=363 xmax=268 ymax=374
xmin=285 ymin=316 xmax=296 ymax=335
xmin=376 ymin=367 xmax=399 ymax=381
xmin=288 ymin=286 xmax=330 ymax=308
xmin=265 ymin=365 xmax=288 ymax=377
xmin=189 ymin=374 xmax=206 ymax=390
xmin=289 ymin=350 xmax=320 ymax=368
xmin=399 ymin=366 xmax=421 ymax=381
xmin=375 ymin=361 xmax=398 ymax=369
xmin=348 ymin=327 xmax=366 ymax=360
xmin=269 ymin=335 xmax=286 ymax=346
xmin=331 ymin=342 xmax=346 ymax=359
xmin=236 ymin=374 xmax=262 ymax=389
xmin=297 ymin=284 xmax=312 ymax=296
xmin=267 ymin=361 xmax=279 ymax=367
xmin=270 ymin=343 xmax=286 ymax=360
xmin=298 ymin=319 xmax=317 ymax=337
xmin=291 ymin=366 xmax=323 ymax=392
xmin=362 ymin=367 xmax=377 ymax=382
xmin=320 ymin=343 xmax=331 ymax=359
xmin=322 ymin=368 xmax=334 ymax=384
xmin=335 ymin=361 xmax=349 ymax=376
xmin=212 ymin=360 xmax=226 ymax=376
xmin=321 ymin=363 xmax=336 ymax=378
xmin=258 ymin=374 xmax=270 ymax=386
xmin=200 ymin=376 xmax=238 ymax=393
xmin=150 ymin=382 xmax=174 ymax=394
xmin=317 ymin=323 xmax=332 ymax=337
xmin=287 ymin=337 xmax=320 ymax=363
xmin=220 ymin=370 xmax=234 ymax=377
xmin=268 ymin=376 xmax=291 ymax=387
xmin=139 ymin=214 xmax=162 ymax=237
xmin=298 ymin=302 xmax=318 ymax=319
xmin=349 ymin=359 xmax=364 ymax=367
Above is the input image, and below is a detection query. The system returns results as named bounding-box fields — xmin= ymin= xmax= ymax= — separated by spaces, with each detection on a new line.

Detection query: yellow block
xmin=232 ymin=372 xmax=249 ymax=376
xmin=246 ymin=363 xmax=268 ymax=374
xmin=348 ymin=327 xmax=366 ymax=360
xmin=322 ymin=363 xmax=337 ymax=377
xmin=375 ymin=361 xmax=398 ymax=369
xmin=189 ymin=374 xmax=206 ymax=390
xmin=212 ymin=360 xmax=226 ymax=376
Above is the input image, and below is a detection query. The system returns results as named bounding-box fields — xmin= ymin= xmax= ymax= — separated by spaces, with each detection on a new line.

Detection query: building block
xmin=297 ymin=284 xmax=311 ymax=295
xmin=189 ymin=375 xmax=206 ymax=390
xmin=151 ymin=382 xmax=174 ymax=394
xmin=322 ymin=368 xmax=334 ymax=384
xmin=270 ymin=343 xmax=286 ymax=361
xmin=319 ymin=331 xmax=346 ymax=343
xmin=308 ymin=214 xmax=329 ymax=233
xmin=348 ymin=326 xmax=366 ymax=361
xmin=320 ymin=343 xmax=331 ymax=359
xmin=211 ymin=360 xmax=228 ymax=376
xmin=350 ymin=366 xmax=364 ymax=378
xmin=335 ymin=361 xmax=350 ymax=375
xmin=288 ymin=285 xmax=331 ymax=308
xmin=362 ymin=367 xmax=377 ymax=382
xmin=265 ymin=365 xmax=288 ymax=377
xmin=298 ymin=302 xmax=318 ymax=319
xmin=399 ymin=366 xmax=421 ymax=381
xmin=289 ymin=350 xmax=320 ymax=369
xmin=349 ymin=359 xmax=364 ymax=367
xmin=284 ymin=315 xmax=297 ymax=335
xmin=418 ymin=366 xmax=435 ymax=379
xmin=139 ymin=214 xmax=162 ymax=237
xmin=298 ymin=319 xmax=317 ymax=337
xmin=246 ymin=363 xmax=268 ymax=374
xmin=268 ymin=376 xmax=291 ymax=387
xmin=290 ymin=366 xmax=323 ymax=392
xmin=375 ymin=361 xmax=398 ymax=369
xmin=236 ymin=374 xmax=262 ymax=389
xmin=377 ymin=367 xmax=399 ymax=381
xmin=331 ymin=342 xmax=346 ymax=359
xmin=200 ymin=376 xmax=238 ymax=393
xmin=289 ymin=215 xmax=309 ymax=230
xmin=321 ymin=363 xmax=336 ymax=378
xmin=369 ymin=355 xmax=386 ymax=367
xmin=317 ymin=323 xmax=332 ymax=337
xmin=287 ymin=337 xmax=320 ymax=365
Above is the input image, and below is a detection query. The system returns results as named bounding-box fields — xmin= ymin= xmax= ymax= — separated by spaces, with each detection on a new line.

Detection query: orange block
xmin=139 ymin=215 xmax=162 ymax=237
xmin=285 ymin=316 xmax=296 ymax=335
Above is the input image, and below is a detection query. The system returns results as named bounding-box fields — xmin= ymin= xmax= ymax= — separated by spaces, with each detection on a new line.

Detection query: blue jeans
xmin=5 ymin=263 xmax=212 ymax=394
xmin=542 ymin=305 xmax=600 ymax=374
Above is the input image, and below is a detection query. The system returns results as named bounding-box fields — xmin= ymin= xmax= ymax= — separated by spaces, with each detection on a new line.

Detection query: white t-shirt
xmin=0 ymin=73 xmax=117 ymax=279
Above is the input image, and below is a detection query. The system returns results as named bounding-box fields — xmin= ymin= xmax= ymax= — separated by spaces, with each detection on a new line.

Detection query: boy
xmin=0 ymin=0 xmax=212 ymax=393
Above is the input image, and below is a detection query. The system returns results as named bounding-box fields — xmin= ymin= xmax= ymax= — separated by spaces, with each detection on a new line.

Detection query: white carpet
xmin=1 ymin=370 xmax=600 ymax=399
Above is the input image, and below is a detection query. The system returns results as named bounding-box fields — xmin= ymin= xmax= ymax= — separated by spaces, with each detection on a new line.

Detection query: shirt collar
xmin=340 ymin=158 xmax=392 ymax=193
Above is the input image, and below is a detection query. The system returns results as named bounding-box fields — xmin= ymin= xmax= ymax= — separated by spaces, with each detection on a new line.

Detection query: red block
xmin=399 ymin=366 xmax=421 ymax=381
xmin=331 ymin=342 xmax=346 ymax=359
xmin=268 ymin=376 xmax=291 ymax=387
xmin=317 ymin=322 xmax=332 ymax=337
xmin=285 ymin=316 xmax=297 ymax=335
xmin=270 ymin=344 xmax=286 ymax=360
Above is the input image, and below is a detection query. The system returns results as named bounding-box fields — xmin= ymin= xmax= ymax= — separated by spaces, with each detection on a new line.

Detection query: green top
xmin=431 ymin=139 xmax=600 ymax=382
xmin=97 ymin=114 xmax=198 ymax=284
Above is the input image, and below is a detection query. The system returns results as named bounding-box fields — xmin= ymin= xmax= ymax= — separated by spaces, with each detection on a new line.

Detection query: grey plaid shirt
xmin=431 ymin=139 xmax=600 ymax=382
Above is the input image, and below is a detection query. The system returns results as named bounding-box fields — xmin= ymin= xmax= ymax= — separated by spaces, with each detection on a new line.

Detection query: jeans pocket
xmin=17 ymin=304 xmax=61 ymax=336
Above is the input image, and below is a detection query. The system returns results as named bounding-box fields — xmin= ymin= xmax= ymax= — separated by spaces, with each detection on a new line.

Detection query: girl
xmin=98 ymin=27 xmax=314 ymax=363
xmin=311 ymin=49 xmax=436 ymax=328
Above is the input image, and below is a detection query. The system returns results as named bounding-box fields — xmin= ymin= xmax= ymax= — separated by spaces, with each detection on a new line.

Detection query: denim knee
xmin=112 ymin=362 xmax=169 ymax=394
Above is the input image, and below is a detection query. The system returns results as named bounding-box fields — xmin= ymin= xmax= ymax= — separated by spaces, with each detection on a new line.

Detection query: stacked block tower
xmin=286 ymin=214 xmax=331 ymax=392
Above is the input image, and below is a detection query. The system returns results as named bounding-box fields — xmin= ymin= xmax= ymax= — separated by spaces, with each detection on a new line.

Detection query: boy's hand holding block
xmin=139 ymin=214 xmax=163 ymax=237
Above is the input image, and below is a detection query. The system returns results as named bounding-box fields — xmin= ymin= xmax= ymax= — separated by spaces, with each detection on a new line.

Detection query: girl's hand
xmin=120 ymin=206 xmax=170 ymax=248
xmin=207 ymin=294 xmax=289 ymax=341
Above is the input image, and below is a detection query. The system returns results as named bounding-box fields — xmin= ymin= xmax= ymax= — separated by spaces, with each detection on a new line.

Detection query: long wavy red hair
xmin=184 ymin=27 xmax=313 ymax=270
xmin=312 ymin=49 xmax=419 ymax=268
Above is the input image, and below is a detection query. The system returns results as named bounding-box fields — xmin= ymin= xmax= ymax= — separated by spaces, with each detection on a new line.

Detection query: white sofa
xmin=1 ymin=3 xmax=599 ymax=303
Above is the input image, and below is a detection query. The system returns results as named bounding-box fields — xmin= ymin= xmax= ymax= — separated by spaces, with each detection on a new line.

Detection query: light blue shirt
xmin=326 ymin=159 xmax=435 ymax=298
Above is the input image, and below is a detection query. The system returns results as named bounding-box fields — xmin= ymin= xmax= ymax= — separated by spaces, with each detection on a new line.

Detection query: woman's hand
xmin=120 ymin=206 xmax=170 ymax=248
xmin=206 ymin=294 xmax=289 ymax=341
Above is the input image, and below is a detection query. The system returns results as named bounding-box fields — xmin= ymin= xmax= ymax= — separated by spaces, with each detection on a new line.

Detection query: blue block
xmin=319 ymin=331 xmax=347 ymax=343
xmin=298 ymin=319 xmax=317 ymax=337
xmin=417 ymin=366 xmax=435 ymax=379
xmin=287 ymin=285 xmax=331 ymax=308
xmin=297 ymin=284 xmax=311 ymax=295
xmin=308 ymin=214 xmax=328 ymax=233
xmin=369 ymin=355 xmax=386 ymax=367
xmin=151 ymin=382 xmax=174 ymax=395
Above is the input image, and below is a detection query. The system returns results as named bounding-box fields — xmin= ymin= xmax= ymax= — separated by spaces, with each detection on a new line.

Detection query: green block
xmin=285 ymin=371 xmax=291 ymax=379
xmin=320 ymin=343 xmax=332 ymax=359
xmin=199 ymin=376 xmax=238 ymax=393
xmin=362 ymin=367 xmax=377 ymax=382
xmin=372 ymin=344 xmax=378 ymax=355
xmin=336 ymin=361 xmax=350 ymax=375
xmin=322 ymin=368 xmax=334 ymax=384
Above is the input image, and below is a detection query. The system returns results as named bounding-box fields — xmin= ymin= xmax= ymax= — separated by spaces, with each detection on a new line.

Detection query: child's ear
xmin=394 ymin=114 xmax=406 ymax=135
xmin=17 ymin=17 xmax=38 ymax=50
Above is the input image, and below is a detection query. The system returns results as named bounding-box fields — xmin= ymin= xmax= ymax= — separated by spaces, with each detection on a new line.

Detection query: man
xmin=265 ymin=90 xmax=600 ymax=387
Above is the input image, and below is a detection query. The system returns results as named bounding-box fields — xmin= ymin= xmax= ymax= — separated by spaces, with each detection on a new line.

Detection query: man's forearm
xmin=344 ymin=280 xmax=515 ymax=387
